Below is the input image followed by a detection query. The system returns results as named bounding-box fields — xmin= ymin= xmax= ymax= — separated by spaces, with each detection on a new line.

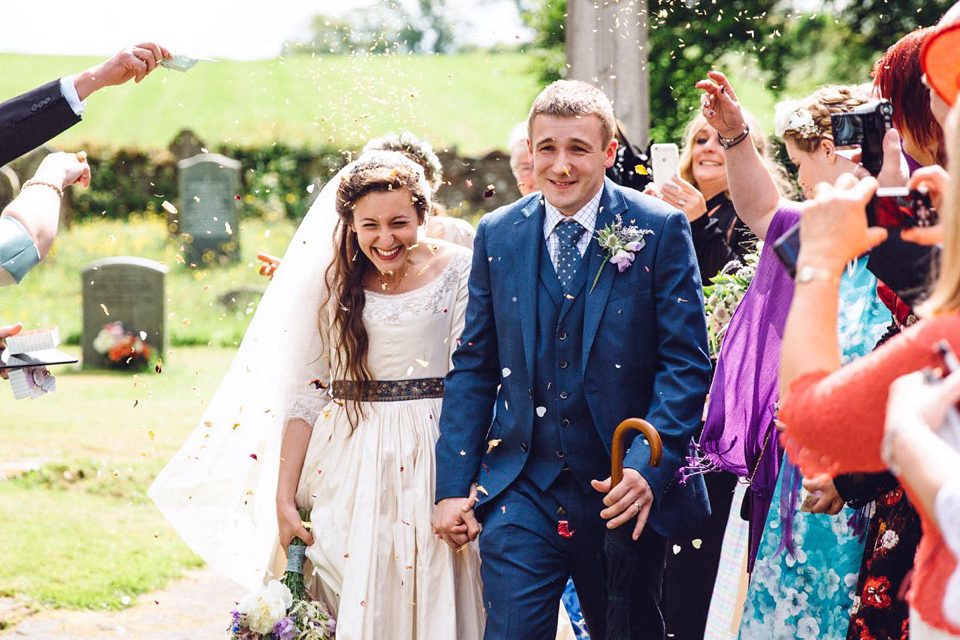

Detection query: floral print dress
xmin=739 ymin=257 xmax=892 ymax=639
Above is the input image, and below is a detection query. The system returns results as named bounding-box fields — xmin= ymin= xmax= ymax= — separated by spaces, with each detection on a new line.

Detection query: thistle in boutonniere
xmin=590 ymin=214 xmax=654 ymax=293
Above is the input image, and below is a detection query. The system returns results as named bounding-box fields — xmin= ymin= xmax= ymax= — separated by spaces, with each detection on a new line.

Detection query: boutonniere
xmin=590 ymin=214 xmax=654 ymax=293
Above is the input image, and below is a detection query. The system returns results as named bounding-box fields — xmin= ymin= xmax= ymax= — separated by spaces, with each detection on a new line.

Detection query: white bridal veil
xmin=149 ymin=150 xmax=431 ymax=591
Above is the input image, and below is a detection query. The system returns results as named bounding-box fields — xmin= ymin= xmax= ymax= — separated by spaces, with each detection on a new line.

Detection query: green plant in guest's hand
xmin=703 ymin=242 xmax=762 ymax=357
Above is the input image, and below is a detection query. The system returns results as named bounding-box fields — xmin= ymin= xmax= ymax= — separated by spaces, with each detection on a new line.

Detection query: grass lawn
xmin=0 ymin=346 xmax=237 ymax=610
xmin=0 ymin=52 xmax=541 ymax=156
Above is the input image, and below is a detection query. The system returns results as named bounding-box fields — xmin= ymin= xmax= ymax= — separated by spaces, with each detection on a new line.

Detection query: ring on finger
xmin=678 ymin=198 xmax=687 ymax=206
xmin=633 ymin=502 xmax=641 ymax=512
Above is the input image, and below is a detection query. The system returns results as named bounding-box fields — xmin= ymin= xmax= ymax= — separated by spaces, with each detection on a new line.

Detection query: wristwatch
xmin=795 ymin=265 xmax=840 ymax=286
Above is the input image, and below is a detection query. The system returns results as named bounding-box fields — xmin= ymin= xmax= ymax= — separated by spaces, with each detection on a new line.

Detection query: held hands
xmin=75 ymin=43 xmax=172 ymax=100
xmin=591 ymin=467 xmax=653 ymax=541
xmin=277 ymin=500 xmax=314 ymax=548
xmin=796 ymin=174 xmax=888 ymax=276
xmin=695 ymin=71 xmax=747 ymax=140
xmin=431 ymin=484 xmax=480 ymax=549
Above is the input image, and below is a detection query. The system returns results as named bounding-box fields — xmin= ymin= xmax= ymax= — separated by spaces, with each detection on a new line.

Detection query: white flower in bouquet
xmin=236 ymin=580 xmax=293 ymax=634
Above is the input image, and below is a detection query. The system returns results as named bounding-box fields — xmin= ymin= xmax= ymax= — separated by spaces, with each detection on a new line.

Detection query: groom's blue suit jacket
xmin=436 ymin=178 xmax=712 ymax=537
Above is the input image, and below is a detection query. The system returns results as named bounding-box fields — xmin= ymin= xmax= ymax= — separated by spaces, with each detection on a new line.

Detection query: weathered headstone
xmin=168 ymin=129 xmax=206 ymax=162
xmin=82 ymin=257 xmax=167 ymax=368
xmin=176 ymin=153 xmax=241 ymax=266
xmin=567 ymin=0 xmax=650 ymax=148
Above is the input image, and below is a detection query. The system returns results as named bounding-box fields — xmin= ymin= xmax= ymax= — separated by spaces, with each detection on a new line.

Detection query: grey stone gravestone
xmin=168 ymin=129 xmax=206 ymax=162
xmin=176 ymin=153 xmax=241 ymax=266
xmin=82 ymin=257 xmax=167 ymax=368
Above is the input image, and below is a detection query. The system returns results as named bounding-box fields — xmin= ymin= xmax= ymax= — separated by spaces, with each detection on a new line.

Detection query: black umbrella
xmin=604 ymin=418 xmax=663 ymax=640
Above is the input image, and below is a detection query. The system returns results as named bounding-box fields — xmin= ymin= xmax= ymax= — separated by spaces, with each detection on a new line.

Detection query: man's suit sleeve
xmin=625 ymin=211 xmax=711 ymax=501
xmin=0 ymin=80 xmax=81 ymax=167
xmin=435 ymin=219 xmax=501 ymax=502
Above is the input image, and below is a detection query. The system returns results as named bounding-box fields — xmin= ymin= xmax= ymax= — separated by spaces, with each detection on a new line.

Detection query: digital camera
xmin=830 ymin=99 xmax=894 ymax=177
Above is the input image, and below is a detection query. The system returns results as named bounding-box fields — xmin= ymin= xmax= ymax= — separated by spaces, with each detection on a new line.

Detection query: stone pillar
xmin=566 ymin=0 xmax=650 ymax=148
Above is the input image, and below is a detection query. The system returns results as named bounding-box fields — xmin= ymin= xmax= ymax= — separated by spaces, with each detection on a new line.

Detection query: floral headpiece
xmin=773 ymin=100 xmax=821 ymax=139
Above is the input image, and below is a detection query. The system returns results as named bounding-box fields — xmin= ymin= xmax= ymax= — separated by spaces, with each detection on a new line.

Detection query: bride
xmin=150 ymin=151 xmax=484 ymax=639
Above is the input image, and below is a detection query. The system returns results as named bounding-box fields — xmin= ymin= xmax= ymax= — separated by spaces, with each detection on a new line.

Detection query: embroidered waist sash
xmin=331 ymin=378 xmax=444 ymax=402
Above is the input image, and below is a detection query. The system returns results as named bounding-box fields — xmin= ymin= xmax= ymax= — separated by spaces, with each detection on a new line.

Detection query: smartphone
xmin=773 ymin=223 xmax=802 ymax=278
xmin=650 ymin=143 xmax=680 ymax=189
xmin=868 ymin=187 xmax=938 ymax=229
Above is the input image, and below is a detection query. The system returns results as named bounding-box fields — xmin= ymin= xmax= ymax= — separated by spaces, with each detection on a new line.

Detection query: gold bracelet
xmin=21 ymin=180 xmax=63 ymax=200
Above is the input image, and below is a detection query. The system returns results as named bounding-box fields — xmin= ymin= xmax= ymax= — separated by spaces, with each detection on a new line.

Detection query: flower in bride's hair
xmin=774 ymin=100 xmax=820 ymax=139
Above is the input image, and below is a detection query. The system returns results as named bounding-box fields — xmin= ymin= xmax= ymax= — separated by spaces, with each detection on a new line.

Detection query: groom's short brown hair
xmin=527 ymin=80 xmax=616 ymax=145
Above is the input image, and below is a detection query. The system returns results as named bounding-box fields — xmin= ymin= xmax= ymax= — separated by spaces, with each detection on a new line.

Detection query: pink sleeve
xmin=779 ymin=317 xmax=960 ymax=477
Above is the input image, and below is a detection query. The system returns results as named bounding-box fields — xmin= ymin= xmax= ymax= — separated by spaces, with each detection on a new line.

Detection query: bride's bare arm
xmin=277 ymin=418 xmax=315 ymax=547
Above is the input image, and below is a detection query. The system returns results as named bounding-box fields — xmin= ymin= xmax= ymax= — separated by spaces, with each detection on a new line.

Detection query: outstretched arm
xmin=696 ymin=71 xmax=782 ymax=240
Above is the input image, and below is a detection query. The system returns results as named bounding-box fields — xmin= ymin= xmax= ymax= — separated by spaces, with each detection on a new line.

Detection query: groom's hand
xmin=591 ymin=468 xmax=653 ymax=541
xmin=432 ymin=494 xmax=480 ymax=549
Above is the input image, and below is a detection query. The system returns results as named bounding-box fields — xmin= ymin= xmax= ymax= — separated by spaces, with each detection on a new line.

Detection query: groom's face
xmin=529 ymin=113 xmax=617 ymax=216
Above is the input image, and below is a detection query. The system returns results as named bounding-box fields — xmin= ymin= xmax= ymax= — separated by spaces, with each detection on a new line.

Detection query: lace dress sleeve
xmin=447 ymin=252 xmax=472 ymax=365
xmin=285 ymin=303 xmax=332 ymax=427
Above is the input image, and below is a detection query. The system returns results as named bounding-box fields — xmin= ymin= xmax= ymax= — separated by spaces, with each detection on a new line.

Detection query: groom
xmin=433 ymin=80 xmax=711 ymax=639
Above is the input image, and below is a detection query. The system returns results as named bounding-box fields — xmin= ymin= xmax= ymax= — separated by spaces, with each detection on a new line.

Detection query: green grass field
xmin=0 ymin=52 xmax=542 ymax=156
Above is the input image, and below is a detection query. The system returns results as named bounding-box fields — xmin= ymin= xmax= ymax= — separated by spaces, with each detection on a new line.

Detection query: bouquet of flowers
xmin=702 ymin=242 xmax=762 ymax=358
xmin=92 ymin=321 xmax=153 ymax=368
xmin=229 ymin=509 xmax=335 ymax=640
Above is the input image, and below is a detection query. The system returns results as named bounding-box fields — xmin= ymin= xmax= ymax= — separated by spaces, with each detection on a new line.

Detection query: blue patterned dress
xmin=739 ymin=257 xmax=892 ymax=639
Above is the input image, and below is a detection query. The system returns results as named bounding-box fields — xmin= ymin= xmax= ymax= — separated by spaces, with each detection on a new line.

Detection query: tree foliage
xmin=517 ymin=0 xmax=951 ymax=143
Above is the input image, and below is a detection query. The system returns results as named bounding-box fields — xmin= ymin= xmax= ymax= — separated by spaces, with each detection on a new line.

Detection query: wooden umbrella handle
xmin=610 ymin=418 xmax=663 ymax=486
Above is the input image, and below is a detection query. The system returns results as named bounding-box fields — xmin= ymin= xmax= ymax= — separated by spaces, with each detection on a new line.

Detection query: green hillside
xmin=0 ymin=52 xmax=541 ymax=155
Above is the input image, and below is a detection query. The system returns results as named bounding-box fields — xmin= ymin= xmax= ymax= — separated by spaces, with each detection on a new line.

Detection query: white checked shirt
xmin=542 ymin=185 xmax=603 ymax=271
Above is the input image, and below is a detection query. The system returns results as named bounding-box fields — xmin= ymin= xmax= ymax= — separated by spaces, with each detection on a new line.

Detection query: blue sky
xmin=0 ymin=0 xmax=531 ymax=59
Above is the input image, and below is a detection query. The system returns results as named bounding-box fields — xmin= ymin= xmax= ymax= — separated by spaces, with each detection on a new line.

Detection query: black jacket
xmin=0 ymin=79 xmax=81 ymax=166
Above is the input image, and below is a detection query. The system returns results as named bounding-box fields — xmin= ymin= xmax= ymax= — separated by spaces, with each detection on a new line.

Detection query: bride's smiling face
xmin=351 ymin=187 xmax=422 ymax=273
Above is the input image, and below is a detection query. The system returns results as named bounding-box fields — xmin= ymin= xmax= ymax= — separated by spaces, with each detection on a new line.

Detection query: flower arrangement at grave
xmin=91 ymin=321 xmax=154 ymax=369
xmin=229 ymin=509 xmax=336 ymax=640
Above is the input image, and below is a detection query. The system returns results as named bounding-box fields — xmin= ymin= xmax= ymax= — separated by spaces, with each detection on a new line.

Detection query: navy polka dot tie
xmin=554 ymin=219 xmax=586 ymax=291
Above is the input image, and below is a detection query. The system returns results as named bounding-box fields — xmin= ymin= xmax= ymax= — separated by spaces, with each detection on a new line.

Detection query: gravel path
xmin=3 ymin=568 xmax=244 ymax=639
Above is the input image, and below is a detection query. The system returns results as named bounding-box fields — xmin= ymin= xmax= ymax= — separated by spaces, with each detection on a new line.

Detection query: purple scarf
xmin=694 ymin=206 xmax=800 ymax=569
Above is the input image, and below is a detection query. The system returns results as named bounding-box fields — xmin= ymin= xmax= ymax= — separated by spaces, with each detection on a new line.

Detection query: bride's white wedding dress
xmin=291 ymin=250 xmax=484 ymax=639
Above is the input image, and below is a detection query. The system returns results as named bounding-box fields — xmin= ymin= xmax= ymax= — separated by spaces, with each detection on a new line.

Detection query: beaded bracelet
xmin=22 ymin=180 xmax=63 ymax=200
xmin=719 ymin=124 xmax=750 ymax=150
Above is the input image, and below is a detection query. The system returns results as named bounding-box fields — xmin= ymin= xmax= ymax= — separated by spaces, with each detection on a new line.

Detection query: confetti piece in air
xmin=155 ymin=358 xmax=162 ymax=374
xmin=536 ymin=406 xmax=547 ymax=417
xmin=563 ymin=166 xmax=571 ymax=177
xmin=101 ymin=303 xmax=110 ymax=316
xmin=635 ymin=164 xmax=649 ymax=175
xmin=502 ymin=368 xmax=511 ymax=378
xmin=148 ymin=430 xmax=154 ymax=441
xmin=692 ymin=539 xmax=703 ymax=549
xmin=249 ymin=454 xmax=258 ymax=461
xmin=673 ymin=545 xmax=682 ymax=554
xmin=161 ymin=201 xmax=178 ymax=214
xmin=204 ymin=421 xmax=212 ymax=427
xmin=557 ymin=520 xmax=574 ymax=538
xmin=477 ymin=485 xmax=489 ymax=496
xmin=416 ymin=359 xmax=429 ymax=368
xmin=486 ymin=439 xmax=502 ymax=454
xmin=465 ymin=179 xmax=473 ymax=188
xmin=484 ymin=185 xmax=496 ymax=198
xmin=460 ymin=450 xmax=466 ymax=456
xmin=133 ymin=400 xmax=139 ymax=408
xmin=235 ymin=195 xmax=242 ymax=200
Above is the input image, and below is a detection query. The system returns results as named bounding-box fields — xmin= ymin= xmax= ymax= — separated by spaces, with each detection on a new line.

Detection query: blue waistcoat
xmin=524 ymin=238 xmax=609 ymax=493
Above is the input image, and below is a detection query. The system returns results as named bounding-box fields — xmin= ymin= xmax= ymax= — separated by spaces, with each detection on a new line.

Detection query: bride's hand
xmin=277 ymin=501 xmax=314 ymax=548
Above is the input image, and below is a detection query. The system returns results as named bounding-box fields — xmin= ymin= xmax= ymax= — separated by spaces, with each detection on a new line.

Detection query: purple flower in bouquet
xmin=273 ymin=616 xmax=297 ymax=640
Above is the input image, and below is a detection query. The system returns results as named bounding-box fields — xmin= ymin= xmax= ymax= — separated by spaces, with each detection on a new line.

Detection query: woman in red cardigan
xmin=777 ymin=67 xmax=960 ymax=636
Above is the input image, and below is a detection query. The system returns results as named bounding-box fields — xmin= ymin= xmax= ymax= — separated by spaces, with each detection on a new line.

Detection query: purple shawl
xmin=696 ymin=205 xmax=800 ymax=567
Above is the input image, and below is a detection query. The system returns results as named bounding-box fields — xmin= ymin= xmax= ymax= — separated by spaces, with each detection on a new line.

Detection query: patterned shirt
xmin=542 ymin=186 xmax=603 ymax=271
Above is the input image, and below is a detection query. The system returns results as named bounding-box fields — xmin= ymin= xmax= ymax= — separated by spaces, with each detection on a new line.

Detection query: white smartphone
xmin=650 ymin=143 xmax=680 ymax=189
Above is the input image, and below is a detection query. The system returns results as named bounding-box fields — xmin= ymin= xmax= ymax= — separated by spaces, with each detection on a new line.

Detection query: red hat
xmin=922 ymin=22 xmax=960 ymax=106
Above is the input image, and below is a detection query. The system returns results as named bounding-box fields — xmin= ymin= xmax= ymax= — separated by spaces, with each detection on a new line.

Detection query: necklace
xmin=376 ymin=257 xmax=412 ymax=293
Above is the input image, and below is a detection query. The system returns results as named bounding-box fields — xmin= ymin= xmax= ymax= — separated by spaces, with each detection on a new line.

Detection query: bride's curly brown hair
xmin=324 ymin=155 xmax=431 ymax=427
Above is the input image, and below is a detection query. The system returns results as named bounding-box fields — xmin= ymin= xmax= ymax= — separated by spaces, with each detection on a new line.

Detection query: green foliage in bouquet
xmin=703 ymin=242 xmax=762 ymax=358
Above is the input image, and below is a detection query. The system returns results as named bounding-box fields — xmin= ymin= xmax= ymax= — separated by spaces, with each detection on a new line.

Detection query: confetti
xmin=161 ymin=201 xmax=178 ymax=215
xmin=416 ymin=359 xmax=429 ymax=368
xmin=486 ymin=439 xmax=502 ymax=454
xmin=148 ymin=430 xmax=154 ymax=441
xmin=249 ymin=453 xmax=258 ymax=461
xmin=476 ymin=485 xmax=489 ymax=496
xmin=100 ymin=303 xmax=110 ymax=316
xmin=557 ymin=520 xmax=575 ymax=538
xmin=635 ymin=164 xmax=649 ymax=175
xmin=672 ymin=544 xmax=682 ymax=555
xmin=692 ymin=539 xmax=703 ymax=550
xmin=460 ymin=450 xmax=466 ymax=456
xmin=536 ymin=406 xmax=547 ymax=417
xmin=501 ymin=367 xmax=511 ymax=378
xmin=465 ymin=179 xmax=473 ymax=188
xmin=155 ymin=358 xmax=162 ymax=374
xmin=484 ymin=185 xmax=496 ymax=198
